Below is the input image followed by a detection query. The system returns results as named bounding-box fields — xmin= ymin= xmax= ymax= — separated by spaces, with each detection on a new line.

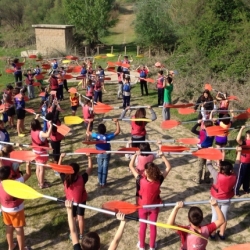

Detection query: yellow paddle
xmin=2 ymin=180 xmax=206 ymax=240
xmin=64 ymin=116 xmax=84 ymax=125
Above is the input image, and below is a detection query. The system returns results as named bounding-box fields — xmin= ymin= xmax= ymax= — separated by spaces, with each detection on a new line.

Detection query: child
xmin=97 ymin=65 xmax=105 ymax=83
xmin=70 ymin=93 xmax=79 ymax=116
xmin=206 ymin=160 xmax=236 ymax=240
xmin=129 ymin=150 xmax=172 ymax=250
xmin=117 ymin=66 xmax=123 ymax=99
xmin=216 ymin=92 xmax=230 ymax=118
xmin=59 ymin=153 xmax=92 ymax=240
xmin=0 ymin=161 xmax=32 ymax=250
xmin=65 ymin=200 xmax=126 ymax=250
xmin=156 ymin=70 xmax=164 ymax=106
xmin=191 ymin=120 xmax=214 ymax=184
xmin=122 ymin=76 xmax=131 ymax=109
xmin=167 ymin=198 xmax=225 ymax=250
xmin=120 ymin=106 xmax=157 ymax=147
xmin=80 ymin=63 xmax=87 ymax=89
xmin=0 ymin=120 xmax=10 ymax=150
xmin=235 ymin=126 xmax=250 ymax=196
xmin=79 ymin=96 xmax=94 ymax=131
xmin=23 ymin=69 xmax=35 ymax=99
xmin=86 ymin=79 xmax=94 ymax=99
xmin=86 ymin=119 xmax=120 ymax=187
xmin=137 ymin=65 xmax=149 ymax=96
xmin=3 ymin=85 xmax=15 ymax=128
xmin=162 ymin=76 xmax=173 ymax=121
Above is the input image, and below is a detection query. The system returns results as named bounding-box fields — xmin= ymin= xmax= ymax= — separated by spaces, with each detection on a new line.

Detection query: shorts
xmin=72 ymin=201 xmax=86 ymax=217
xmin=215 ymin=136 xmax=227 ymax=146
xmin=84 ymin=121 xmax=93 ymax=131
xmin=2 ymin=209 xmax=26 ymax=227
xmin=16 ymin=109 xmax=26 ymax=120
xmin=35 ymin=155 xmax=49 ymax=164
xmin=6 ymin=106 xmax=15 ymax=117
xmin=71 ymin=106 xmax=78 ymax=111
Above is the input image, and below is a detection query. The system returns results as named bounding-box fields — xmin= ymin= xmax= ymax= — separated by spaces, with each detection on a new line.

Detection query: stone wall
xmin=32 ymin=24 xmax=74 ymax=56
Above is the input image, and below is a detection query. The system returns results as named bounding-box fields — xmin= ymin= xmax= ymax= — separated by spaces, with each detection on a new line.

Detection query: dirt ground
xmin=0 ymin=71 xmax=249 ymax=250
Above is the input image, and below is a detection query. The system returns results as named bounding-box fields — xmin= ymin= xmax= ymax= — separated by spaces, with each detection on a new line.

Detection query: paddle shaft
xmin=0 ymin=141 xmax=30 ymax=148
xmin=103 ymin=119 xmax=152 ymax=121
xmin=143 ymin=197 xmax=250 ymax=208
xmin=0 ymin=156 xmax=52 ymax=167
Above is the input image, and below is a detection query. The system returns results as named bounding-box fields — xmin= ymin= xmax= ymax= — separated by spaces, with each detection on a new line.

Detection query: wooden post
xmin=124 ymin=46 xmax=126 ymax=55
xmin=111 ymin=46 xmax=113 ymax=54
xmin=74 ymin=46 xmax=76 ymax=56
xmin=149 ymin=47 xmax=151 ymax=58
xmin=85 ymin=46 xmax=87 ymax=57
xmin=97 ymin=46 xmax=99 ymax=55
xmin=137 ymin=46 xmax=140 ymax=56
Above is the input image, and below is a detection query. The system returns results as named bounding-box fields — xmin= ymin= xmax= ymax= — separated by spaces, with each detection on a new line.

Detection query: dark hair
xmin=82 ymin=232 xmax=100 ymax=250
xmin=1 ymin=145 xmax=14 ymax=157
xmin=203 ymin=120 xmax=213 ymax=128
xmin=245 ymin=130 xmax=250 ymax=136
xmin=139 ymin=143 xmax=151 ymax=156
xmin=134 ymin=108 xmax=146 ymax=126
xmin=65 ymin=163 xmax=80 ymax=188
xmin=117 ymin=66 xmax=122 ymax=73
xmin=97 ymin=124 xmax=106 ymax=134
xmin=124 ymin=56 xmax=128 ymax=59
xmin=31 ymin=119 xmax=42 ymax=131
xmin=36 ymin=65 xmax=40 ymax=68
xmin=166 ymin=76 xmax=172 ymax=84
xmin=144 ymin=162 xmax=162 ymax=181
xmin=201 ymin=90 xmax=213 ymax=102
xmin=188 ymin=207 xmax=203 ymax=226
xmin=220 ymin=114 xmax=231 ymax=125
xmin=158 ymin=70 xmax=163 ymax=75
xmin=45 ymin=113 xmax=53 ymax=121
xmin=0 ymin=166 xmax=11 ymax=181
xmin=6 ymin=85 xmax=13 ymax=90
xmin=219 ymin=161 xmax=233 ymax=175
xmin=13 ymin=58 xmax=19 ymax=63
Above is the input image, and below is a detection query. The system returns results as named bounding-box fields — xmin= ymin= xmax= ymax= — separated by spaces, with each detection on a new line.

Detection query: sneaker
xmin=137 ymin=242 xmax=145 ymax=250
xmin=217 ymin=231 xmax=226 ymax=240
xmin=54 ymin=171 xmax=60 ymax=177
xmin=18 ymin=133 xmax=25 ymax=137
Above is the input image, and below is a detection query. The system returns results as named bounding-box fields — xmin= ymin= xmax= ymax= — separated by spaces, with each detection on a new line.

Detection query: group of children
xmin=0 ymin=56 xmax=249 ymax=250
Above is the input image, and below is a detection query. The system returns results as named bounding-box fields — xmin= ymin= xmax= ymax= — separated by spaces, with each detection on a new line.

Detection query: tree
xmin=134 ymin=0 xmax=177 ymax=50
xmin=63 ymin=0 xmax=117 ymax=48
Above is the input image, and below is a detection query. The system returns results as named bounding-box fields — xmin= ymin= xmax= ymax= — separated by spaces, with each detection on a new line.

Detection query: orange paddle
xmin=161 ymin=145 xmax=190 ymax=152
xmin=164 ymin=103 xmax=194 ymax=108
xmin=223 ymin=244 xmax=250 ymax=250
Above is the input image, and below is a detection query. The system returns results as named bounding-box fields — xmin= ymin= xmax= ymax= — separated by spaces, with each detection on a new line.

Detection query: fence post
xmin=85 ymin=46 xmax=88 ymax=57
xmin=149 ymin=47 xmax=151 ymax=58
xmin=124 ymin=46 xmax=127 ymax=55
xmin=111 ymin=46 xmax=113 ymax=54
xmin=137 ymin=46 xmax=140 ymax=56
xmin=97 ymin=46 xmax=99 ymax=55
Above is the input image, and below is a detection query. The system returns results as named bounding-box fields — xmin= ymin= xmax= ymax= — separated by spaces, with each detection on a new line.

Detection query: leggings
xmin=138 ymin=208 xmax=159 ymax=248
xmin=50 ymin=140 xmax=61 ymax=162
xmin=211 ymin=198 xmax=230 ymax=221
xmin=94 ymin=91 xmax=102 ymax=103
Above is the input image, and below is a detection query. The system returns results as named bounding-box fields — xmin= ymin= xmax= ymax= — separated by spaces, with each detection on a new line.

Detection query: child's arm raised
xmin=129 ymin=153 xmax=139 ymax=179
xmin=113 ymin=118 xmax=120 ymax=136
xmin=23 ymin=161 xmax=31 ymax=182
xmin=85 ymin=154 xmax=93 ymax=176
xmin=167 ymin=201 xmax=183 ymax=225
xmin=159 ymin=150 xmax=172 ymax=179
xmin=236 ymin=126 xmax=245 ymax=145
xmin=85 ymin=118 xmax=94 ymax=140
xmin=210 ymin=198 xmax=225 ymax=228
xmin=108 ymin=213 xmax=126 ymax=250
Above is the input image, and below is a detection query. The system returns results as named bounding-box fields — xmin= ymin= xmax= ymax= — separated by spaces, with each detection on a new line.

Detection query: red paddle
xmin=74 ymin=148 xmax=106 ymax=154
xmin=102 ymin=200 xmax=139 ymax=214
xmin=28 ymin=55 xmax=37 ymax=59
xmin=10 ymin=151 xmax=37 ymax=161
xmin=42 ymin=64 xmax=51 ymax=70
xmin=82 ymin=141 xmax=106 ymax=145
xmin=161 ymin=145 xmax=190 ymax=152
xmin=66 ymin=55 xmax=78 ymax=60
xmin=178 ymin=108 xmax=196 ymax=114
xmin=176 ymin=138 xmax=200 ymax=144
xmin=191 ymin=148 xmax=222 ymax=160
xmin=164 ymin=103 xmax=194 ymax=108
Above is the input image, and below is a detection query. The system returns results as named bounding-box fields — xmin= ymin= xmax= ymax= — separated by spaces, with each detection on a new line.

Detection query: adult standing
xmin=162 ymin=76 xmax=173 ymax=121
xmin=156 ymin=70 xmax=165 ymax=106
xmin=8 ymin=57 xmax=25 ymax=84
xmin=137 ymin=65 xmax=149 ymax=96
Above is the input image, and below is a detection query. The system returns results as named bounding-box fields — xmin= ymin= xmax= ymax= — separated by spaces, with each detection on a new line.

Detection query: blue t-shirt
xmin=91 ymin=132 xmax=115 ymax=150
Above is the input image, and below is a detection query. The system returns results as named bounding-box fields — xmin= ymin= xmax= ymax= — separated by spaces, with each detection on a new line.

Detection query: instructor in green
xmin=162 ymin=76 xmax=173 ymax=120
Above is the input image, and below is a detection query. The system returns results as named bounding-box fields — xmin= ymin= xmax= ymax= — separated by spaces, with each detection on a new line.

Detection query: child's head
xmin=65 ymin=163 xmax=80 ymax=188
xmin=31 ymin=119 xmax=42 ymax=131
xmin=158 ymin=70 xmax=163 ymax=76
xmin=45 ymin=112 xmax=53 ymax=121
xmin=135 ymin=108 xmax=146 ymax=118
xmin=0 ymin=166 xmax=11 ymax=181
xmin=87 ymin=80 xmax=92 ymax=86
xmin=245 ymin=130 xmax=250 ymax=140
xmin=27 ymin=69 xmax=32 ymax=74
xmin=13 ymin=58 xmax=19 ymax=64
xmin=1 ymin=145 xmax=14 ymax=157
xmin=85 ymin=100 xmax=92 ymax=107
xmin=125 ymin=76 xmax=130 ymax=82
xmin=144 ymin=162 xmax=161 ymax=181
xmin=117 ymin=66 xmax=122 ymax=73
xmin=97 ymin=124 xmax=106 ymax=135
xmin=188 ymin=207 xmax=203 ymax=226
xmin=203 ymin=120 xmax=213 ymax=128
xmin=139 ymin=143 xmax=151 ymax=152
xmin=82 ymin=232 xmax=100 ymax=250
xmin=0 ymin=120 xmax=5 ymax=129
xmin=219 ymin=160 xmax=233 ymax=175
xmin=36 ymin=65 xmax=40 ymax=68
xmin=220 ymin=114 xmax=231 ymax=125
xmin=124 ymin=55 xmax=128 ymax=60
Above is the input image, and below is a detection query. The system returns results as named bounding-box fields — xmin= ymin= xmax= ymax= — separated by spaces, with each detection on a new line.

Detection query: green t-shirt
xmin=163 ymin=83 xmax=173 ymax=103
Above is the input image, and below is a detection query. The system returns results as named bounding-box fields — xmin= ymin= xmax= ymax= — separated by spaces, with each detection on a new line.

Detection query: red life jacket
xmin=131 ymin=116 xmax=146 ymax=136
xmin=211 ymin=173 xmax=236 ymax=199
xmin=47 ymin=122 xmax=64 ymax=141
xmin=138 ymin=177 xmax=161 ymax=206
xmin=0 ymin=182 xmax=23 ymax=208
xmin=25 ymin=74 xmax=34 ymax=85
xmin=4 ymin=92 xmax=14 ymax=108
xmin=182 ymin=225 xmax=209 ymax=250
xmin=94 ymin=81 xmax=102 ymax=91
xmin=31 ymin=130 xmax=49 ymax=154
xmin=82 ymin=105 xmax=93 ymax=120
xmin=86 ymin=85 xmax=94 ymax=97
xmin=241 ymin=140 xmax=250 ymax=163
xmin=50 ymin=77 xmax=58 ymax=90
xmin=64 ymin=175 xmax=87 ymax=203
xmin=70 ymin=96 xmax=79 ymax=106
xmin=0 ymin=159 xmax=21 ymax=179
xmin=137 ymin=155 xmax=154 ymax=173
xmin=157 ymin=76 xmax=164 ymax=88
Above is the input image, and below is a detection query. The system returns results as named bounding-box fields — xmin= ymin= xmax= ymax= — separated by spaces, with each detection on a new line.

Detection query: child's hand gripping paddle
xmin=2 ymin=180 xmax=206 ymax=240
xmin=25 ymin=108 xmax=71 ymax=136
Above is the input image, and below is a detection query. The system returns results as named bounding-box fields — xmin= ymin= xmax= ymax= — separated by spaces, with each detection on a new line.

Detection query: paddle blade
xmin=205 ymin=126 xmax=228 ymax=136
xmin=102 ymin=200 xmax=138 ymax=214
xmin=28 ymin=55 xmax=37 ymax=59
xmin=2 ymin=180 xmax=43 ymax=199
xmin=227 ymin=96 xmax=239 ymax=101
xmin=156 ymin=222 xmax=207 ymax=240
xmin=82 ymin=141 xmax=106 ymax=145
xmin=64 ymin=116 xmax=84 ymax=125
xmin=39 ymin=92 xmax=46 ymax=97
xmin=94 ymin=106 xmax=113 ymax=114
xmin=42 ymin=64 xmax=51 ymax=70
xmin=161 ymin=120 xmax=181 ymax=129
xmin=192 ymin=148 xmax=223 ymax=160
xmin=74 ymin=148 xmax=106 ymax=154
xmin=204 ymin=83 xmax=212 ymax=91
xmin=57 ymin=124 xmax=71 ymax=136
xmin=145 ymin=78 xmax=155 ymax=83
xmin=118 ymin=147 xmax=139 ymax=152
xmin=5 ymin=69 xmax=14 ymax=74
xmin=104 ymin=77 xmax=111 ymax=81
xmin=25 ymin=108 xmax=36 ymax=114
xmin=223 ymin=243 xmax=250 ymax=250
xmin=178 ymin=108 xmax=196 ymax=115
xmin=10 ymin=151 xmax=37 ymax=161
xmin=235 ymin=112 xmax=250 ymax=120
xmin=161 ymin=145 xmax=190 ymax=152
xmin=48 ymin=163 xmax=74 ymax=174
xmin=177 ymin=138 xmax=200 ymax=145
xmin=165 ymin=103 xmax=194 ymax=108
xmin=68 ymin=87 xmax=77 ymax=94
